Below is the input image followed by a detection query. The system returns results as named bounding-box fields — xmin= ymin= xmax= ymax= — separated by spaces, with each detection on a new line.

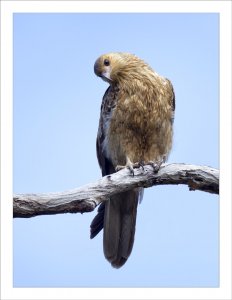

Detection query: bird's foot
xmin=116 ymin=162 xmax=134 ymax=175
xmin=116 ymin=158 xmax=143 ymax=176
xmin=147 ymin=159 xmax=164 ymax=173
xmin=133 ymin=160 xmax=145 ymax=170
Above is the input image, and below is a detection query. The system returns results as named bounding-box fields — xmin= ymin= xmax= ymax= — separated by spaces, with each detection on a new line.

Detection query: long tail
xmin=103 ymin=189 xmax=140 ymax=268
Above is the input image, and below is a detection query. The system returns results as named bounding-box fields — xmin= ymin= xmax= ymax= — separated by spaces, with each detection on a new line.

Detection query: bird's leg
xmin=147 ymin=158 xmax=164 ymax=173
xmin=116 ymin=157 xmax=138 ymax=176
xmin=133 ymin=160 xmax=145 ymax=170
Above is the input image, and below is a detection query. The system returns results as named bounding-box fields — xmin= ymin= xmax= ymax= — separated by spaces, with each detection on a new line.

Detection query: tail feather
xmin=103 ymin=196 xmax=121 ymax=264
xmin=103 ymin=188 xmax=140 ymax=268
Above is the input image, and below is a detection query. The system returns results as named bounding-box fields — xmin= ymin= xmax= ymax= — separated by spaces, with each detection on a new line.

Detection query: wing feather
xmin=90 ymin=86 xmax=117 ymax=239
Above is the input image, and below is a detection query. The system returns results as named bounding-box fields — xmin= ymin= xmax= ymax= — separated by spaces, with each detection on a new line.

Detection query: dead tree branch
xmin=13 ymin=163 xmax=219 ymax=218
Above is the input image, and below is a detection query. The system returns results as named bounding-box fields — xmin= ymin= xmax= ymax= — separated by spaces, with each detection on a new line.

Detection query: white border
xmin=1 ymin=1 xmax=231 ymax=300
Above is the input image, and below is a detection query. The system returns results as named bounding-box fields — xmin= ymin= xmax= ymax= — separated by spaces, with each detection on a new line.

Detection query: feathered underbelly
xmin=105 ymin=102 xmax=173 ymax=167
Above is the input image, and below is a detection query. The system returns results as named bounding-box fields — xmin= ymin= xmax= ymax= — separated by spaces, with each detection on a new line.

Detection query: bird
xmin=90 ymin=52 xmax=175 ymax=268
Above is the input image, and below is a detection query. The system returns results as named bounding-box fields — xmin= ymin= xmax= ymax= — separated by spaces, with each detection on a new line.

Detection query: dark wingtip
xmin=90 ymin=202 xmax=105 ymax=239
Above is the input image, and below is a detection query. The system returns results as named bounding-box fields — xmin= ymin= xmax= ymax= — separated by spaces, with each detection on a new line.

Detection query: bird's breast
xmin=105 ymin=92 xmax=173 ymax=166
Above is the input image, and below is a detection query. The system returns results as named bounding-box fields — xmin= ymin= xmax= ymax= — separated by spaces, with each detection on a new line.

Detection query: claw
xmin=138 ymin=160 xmax=145 ymax=170
xmin=116 ymin=163 xmax=135 ymax=176
xmin=115 ymin=157 xmax=138 ymax=176
xmin=147 ymin=159 xmax=164 ymax=173
xmin=127 ymin=164 xmax=135 ymax=176
xmin=130 ymin=160 xmax=145 ymax=170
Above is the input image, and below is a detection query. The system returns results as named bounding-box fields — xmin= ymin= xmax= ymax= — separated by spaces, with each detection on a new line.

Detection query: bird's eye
xmin=103 ymin=59 xmax=110 ymax=66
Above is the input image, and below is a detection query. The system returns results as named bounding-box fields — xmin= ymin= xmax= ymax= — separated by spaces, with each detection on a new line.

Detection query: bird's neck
xmin=116 ymin=72 xmax=158 ymax=96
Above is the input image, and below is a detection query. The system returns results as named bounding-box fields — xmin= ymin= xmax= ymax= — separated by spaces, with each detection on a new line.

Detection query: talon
xmin=132 ymin=162 xmax=140 ymax=168
xmin=127 ymin=164 xmax=135 ymax=176
xmin=152 ymin=163 xmax=161 ymax=173
xmin=115 ymin=157 xmax=137 ymax=176
xmin=138 ymin=160 xmax=145 ymax=170
xmin=148 ymin=159 xmax=164 ymax=173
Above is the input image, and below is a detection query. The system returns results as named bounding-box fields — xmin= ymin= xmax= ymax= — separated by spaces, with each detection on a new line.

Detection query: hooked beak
xmin=100 ymin=70 xmax=112 ymax=83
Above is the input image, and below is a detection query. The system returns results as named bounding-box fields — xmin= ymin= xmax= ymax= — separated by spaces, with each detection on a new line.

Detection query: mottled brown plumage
xmin=90 ymin=52 xmax=175 ymax=268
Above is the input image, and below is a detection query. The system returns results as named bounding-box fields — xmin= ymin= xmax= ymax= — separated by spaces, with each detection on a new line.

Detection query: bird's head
xmin=94 ymin=52 xmax=153 ymax=85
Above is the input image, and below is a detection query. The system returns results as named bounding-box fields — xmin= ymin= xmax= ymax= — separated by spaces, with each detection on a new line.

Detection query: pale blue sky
xmin=13 ymin=13 xmax=219 ymax=287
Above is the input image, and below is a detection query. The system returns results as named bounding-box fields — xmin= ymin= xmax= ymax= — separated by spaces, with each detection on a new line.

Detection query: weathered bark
xmin=13 ymin=163 xmax=219 ymax=218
